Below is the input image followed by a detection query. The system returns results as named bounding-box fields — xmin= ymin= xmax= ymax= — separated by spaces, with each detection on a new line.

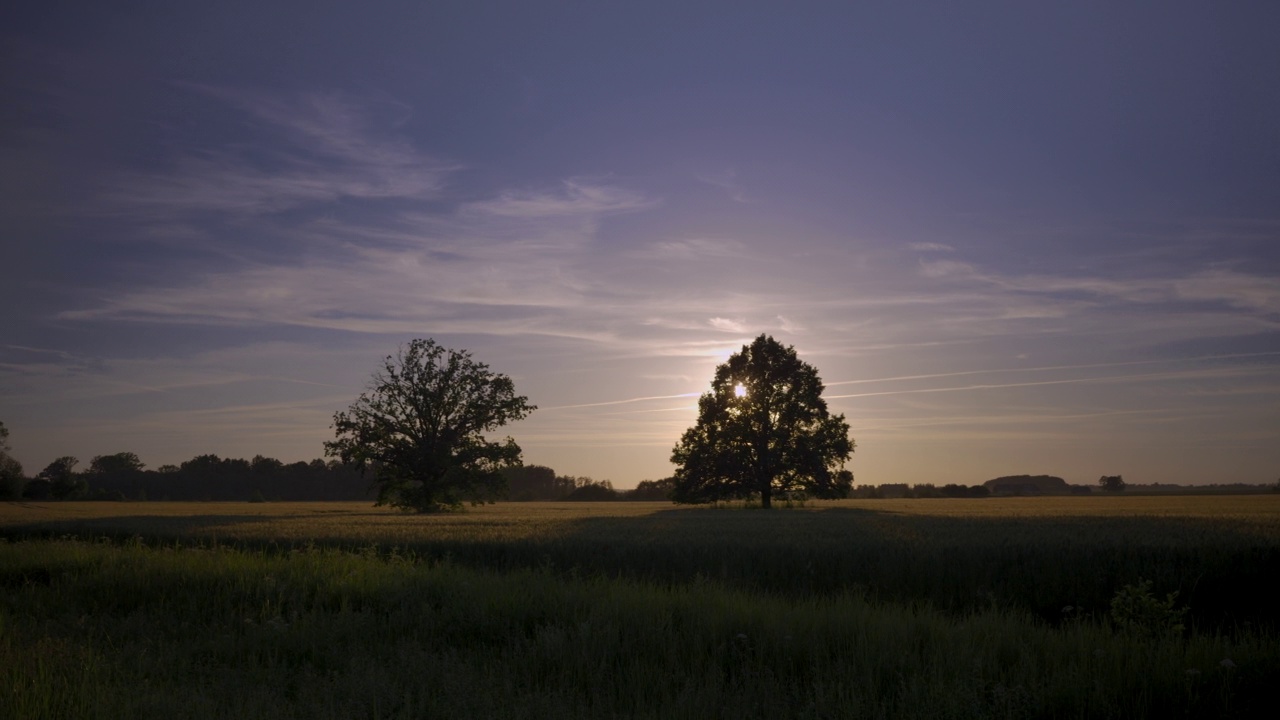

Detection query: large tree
xmin=326 ymin=339 xmax=536 ymax=512
xmin=671 ymin=334 xmax=854 ymax=508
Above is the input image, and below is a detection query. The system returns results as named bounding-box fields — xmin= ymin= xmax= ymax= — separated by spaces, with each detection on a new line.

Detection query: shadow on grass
xmin=3 ymin=502 xmax=1276 ymax=631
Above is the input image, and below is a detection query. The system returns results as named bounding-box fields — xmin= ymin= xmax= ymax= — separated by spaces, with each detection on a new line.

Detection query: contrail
xmin=825 ymin=350 xmax=1280 ymax=388
xmin=825 ymin=366 xmax=1269 ymax=399
xmin=540 ymin=392 xmax=701 ymax=411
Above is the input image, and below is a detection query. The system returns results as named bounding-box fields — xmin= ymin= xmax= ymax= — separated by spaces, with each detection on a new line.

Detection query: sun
xmin=733 ymin=383 xmax=747 ymax=398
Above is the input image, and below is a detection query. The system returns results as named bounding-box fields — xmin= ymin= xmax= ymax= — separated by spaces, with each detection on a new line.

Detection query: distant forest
xmin=1 ymin=452 xmax=1274 ymax=503
xmin=0 ymin=452 xmax=675 ymax=503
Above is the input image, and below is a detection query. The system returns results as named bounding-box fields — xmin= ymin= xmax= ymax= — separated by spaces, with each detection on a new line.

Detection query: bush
xmin=1110 ymin=579 xmax=1186 ymax=637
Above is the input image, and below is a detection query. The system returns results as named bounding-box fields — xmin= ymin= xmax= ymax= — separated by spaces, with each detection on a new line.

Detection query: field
xmin=2 ymin=497 xmax=1278 ymax=718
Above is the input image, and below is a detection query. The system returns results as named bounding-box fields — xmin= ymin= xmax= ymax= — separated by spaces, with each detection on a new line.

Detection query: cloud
xmin=988 ymin=268 xmax=1280 ymax=316
xmin=708 ymin=317 xmax=746 ymax=332
xmin=909 ymin=242 xmax=954 ymax=252
xmin=918 ymin=259 xmax=979 ymax=279
xmin=63 ymin=172 xmax=663 ymax=342
xmin=100 ymin=88 xmax=458 ymax=219
xmin=464 ymin=180 xmax=654 ymax=218
xmin=694 ymin=169 xmax=748 ymax=203
xmin=776 ymin=315 xmax=804 ymax=333
xmin=0 ymin=342 xmax=357 ymax=406
xmin=646 ymin=237 xmax=745 ymax=260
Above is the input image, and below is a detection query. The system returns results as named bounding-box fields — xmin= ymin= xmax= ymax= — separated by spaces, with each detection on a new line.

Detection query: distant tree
xmin=38 ymin=456 xmax=86 ymax=500
xmin=0 ymin=421 xmax=24 ymax=499
xmin=564 ymin=478 xmax=619 ymax=501
xmin=984 ymin=475 xmax=1069 ymax=495
xmin=671 ymin=335 xmax=854 ymax=508
xmin=502 ymin=464 xmax=558 ymax=500
xmin=86 ymin=452 xmax=147 ymax=499
xmin=1099 ymin=475 xmax=1127 ymax=493
xmin=326 ymin=338 xmax=536 ymax=512
xmin=940 ymin=483 xmax=988 ymax=498
xmin=88 ymin=452 xmax=144 ymax=477
xmin=251 ymin=455 xmax=284 ymax=474
xmin=628 ymin=477 xmax=675 ymax=501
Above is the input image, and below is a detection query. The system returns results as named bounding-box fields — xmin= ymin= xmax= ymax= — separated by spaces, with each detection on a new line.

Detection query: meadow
xmin=2 ymin=497 xmax=1277 ymax=718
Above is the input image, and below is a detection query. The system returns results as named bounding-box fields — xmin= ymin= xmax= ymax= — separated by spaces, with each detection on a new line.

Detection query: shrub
xmin=1110 ymin=578 xmax=1186 ymax=638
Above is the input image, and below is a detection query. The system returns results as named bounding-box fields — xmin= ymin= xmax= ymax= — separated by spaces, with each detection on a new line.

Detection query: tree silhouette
xmin=0 ymin=421 xmax=24 ymax=500
xmin=326 ymin=339 xmax=536 ymax=512
xmin=39 ymin=456 xmax=86 ymax=500
xmin=1098 ymin=474 xmax=1127 ymax=493
xmin=671 ymin=335 xmax=854 ymax=508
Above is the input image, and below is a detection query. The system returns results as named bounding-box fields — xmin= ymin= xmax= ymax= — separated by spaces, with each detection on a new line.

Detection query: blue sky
xmin=3 ymin=1 xmax=1278 ymax=487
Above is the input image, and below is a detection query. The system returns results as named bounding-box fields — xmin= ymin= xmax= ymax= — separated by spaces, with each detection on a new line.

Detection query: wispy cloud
xmin=708 ymin=317 xmax=746 ymax=333
xmin=909 ymin=242 xmax=954 ymax=252
xmin=645 ymin=237 xmax=745 ymax=260
xmin=61 ymin=176 xmax=660 ymax=339
xmin=694 ymin=169 xmax=748 ymax=203
xmin=465 ymin=180 xmax=654 ymax=218
xmin=100 ymin=88 xmax=457 ymax=219
xmin=918 ymin=257 xmax=1280 ymax=318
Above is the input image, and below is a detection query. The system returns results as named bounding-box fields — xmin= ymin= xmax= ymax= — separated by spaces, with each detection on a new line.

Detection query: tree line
xmin=0 ymin=421 xmax=673 ymax=503
xmin=0 ymin=447 xmax=373 ymax=502
xmin=501 ymin=465 xmax=673 ymax=501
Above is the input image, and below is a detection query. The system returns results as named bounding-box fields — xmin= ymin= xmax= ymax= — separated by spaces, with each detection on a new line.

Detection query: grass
xmin=2 ymin=497 xmax=1278 ymax=718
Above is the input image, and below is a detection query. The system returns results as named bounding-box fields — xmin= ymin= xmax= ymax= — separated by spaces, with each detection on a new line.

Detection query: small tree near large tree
xmin=671 ymin=334 xmax=854 ymax=508
xmin=325 ymin=339 xmax=536 ymax=512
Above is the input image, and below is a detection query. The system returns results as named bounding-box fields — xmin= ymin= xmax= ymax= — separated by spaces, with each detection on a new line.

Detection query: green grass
xmin=2 ymin=497 xmax=1278 ymax=718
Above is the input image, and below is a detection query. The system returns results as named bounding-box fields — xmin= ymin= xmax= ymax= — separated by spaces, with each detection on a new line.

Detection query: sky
xmin=2 ymin=1 xmax=1278 ymax=488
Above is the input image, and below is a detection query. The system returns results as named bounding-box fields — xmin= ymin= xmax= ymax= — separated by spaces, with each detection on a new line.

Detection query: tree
xmin=39 ymin=456 xmax=86 ymax=500
xmin=0 ymin=421 xmax=24 ymax=500
xmin=88 ymin=452 xmax=145 ymax=477
xmin=628 ymin=477 xmax=675 ymax=501
xmin=1099 ymin=474 xmax=1126 ymax=493
xmin=670 ymin=334 xmax=854 ymax=508
xmin=502 ymin=464 xmax=562 ymax=500
xmin=85 ymin=452 xmax=147 ymax=499
xmin=325 ymin=338 xmax=536 ymax=512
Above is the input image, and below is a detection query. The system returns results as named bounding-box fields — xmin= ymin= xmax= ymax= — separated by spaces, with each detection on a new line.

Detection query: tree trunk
xmin=761 ymin=483 xmax=772 ymax=509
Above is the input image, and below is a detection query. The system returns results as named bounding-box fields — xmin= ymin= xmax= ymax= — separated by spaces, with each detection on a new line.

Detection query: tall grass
xmin=2 ymin=538 xmax=1273 ymax=719
xmin=2 ymin=498 xmax=1277 ymax=717
xmin=4 ymin=498 xmax=1276 ymax=629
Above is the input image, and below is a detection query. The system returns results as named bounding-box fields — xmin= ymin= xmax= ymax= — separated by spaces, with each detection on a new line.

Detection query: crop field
xmin=2 ymin=496 xmax=1278 ymax=718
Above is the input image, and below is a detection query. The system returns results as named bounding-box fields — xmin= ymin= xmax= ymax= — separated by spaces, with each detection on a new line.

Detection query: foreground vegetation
xmin=3 ymin=497 xmax=1278 ymax=718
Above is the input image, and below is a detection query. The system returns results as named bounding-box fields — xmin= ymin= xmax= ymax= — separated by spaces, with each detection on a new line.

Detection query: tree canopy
xmin=325 ymin=339 xmax=536 ymax=512
xmin=0 ymin=421 xmax=24 ymax=500
xmin=670 ymin=334 xmax=854 ymax=508
xmin=1099 ymin=474 xmax=1127 ymax=493
xmin=39 ymin=456 xmax=87 ymax=500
